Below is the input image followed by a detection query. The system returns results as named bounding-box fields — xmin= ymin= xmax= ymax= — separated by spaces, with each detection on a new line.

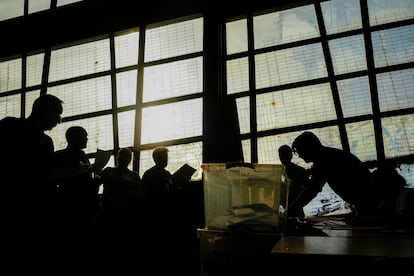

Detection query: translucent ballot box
xmin=201 ymin=163 xmax=289 ymax=234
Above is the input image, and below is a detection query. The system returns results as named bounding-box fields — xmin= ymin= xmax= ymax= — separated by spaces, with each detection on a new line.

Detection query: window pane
xmin=242 ymin=139 xmax=251 ymax=163
xmin=0 ymin=58 xmax=21 ymax=93
xmin=0 ymin=0 xmax=24 ymax=21
xmin=143 ymin=57 xmax=202 ymax=102
xmin=49 ymin=115 xmax=114 ymax=153
xmin=255 ymin=43 xmax=327 ymax=89
xmin=29 ymin=0 xmax=50 ymax=14
xmin=372 ymin=25 xmax=414 ymax=68
xmin=226 ymin=19 xmax=248 ymax=55
xmin=382 ymin=114 xmax=414 ymax=158
xmin=139 ymin=142 xmax=203 ymax=179
xmin=115 ymin=30 xmax=139 ymax=68
xmin=25 ymin=90 xmax=41 ymax=118
xmin=337 ymin=76 xmax=372 ymax=117
xmin=257 ymin=131 xmax=306 ymax=164
xmin=48 ymin=76 xmax=112 ymax=117
xmin=377 ymin=68 xmax=414 ymax=112
xmin=256 ymin=83 xmax=336 ymax=131
xmin=346 ymin=120 xmax=377 ymax=162
xmin=368 ymin=0 xmax=414 ymax=26
xmin=329 ymin=35 xmax=366 ymax=75
xmin=27 ymin=53 xmax=45 ymax=87
xmin=226 ymin=57 xmax=249 ymax=94
xmin=235 ymin=97 xmax=250 ymax=134
xmin=116 ymin=70 xmax=137 ymax=107
xmin=145 ymin=17 xmax=203 ymax=62
xmin=57 ymin=0 xmax=83 ymax=7
xmin=49 ymin=39 xmax=111 ymax=82
xmin=118 ymin=110 xmax=135 ymax=148
xmin=321 ymin=0 xmax=362 ymax=35
xmin=254 ymin=5 xmax=319 ymax=49
xmin=141 ymin=98 xmax=202 ymax=144
xmin=0 ymin=94 xmax=20 ymax=118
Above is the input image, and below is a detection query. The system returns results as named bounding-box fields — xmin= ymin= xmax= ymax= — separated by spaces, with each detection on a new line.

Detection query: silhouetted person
xmin=53 ymin=126 xmax=101 ymax=234
xmin=141 ymin=146 xmax=178 ymax=272
xmin=99 ymin=147 xmax=144 ymax=234
xmin=0 ymin=94 xmax=63 ymax=242
xmin=142 ymin=146 xmax=174 ymax=232
xmin=278 ymin=144 xmax=309 ymax=218
xmin=291 ymin=131 xmax=375 ymax=217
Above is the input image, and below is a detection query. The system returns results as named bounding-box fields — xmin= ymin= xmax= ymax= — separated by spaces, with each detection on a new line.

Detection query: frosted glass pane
xmin=254 ymin=5 xmax=319 ymax=49
xmin=141 ymin=98 xmax=202 ymax=144
xmin=116 ymin=70 xmax=137 ymax=107
xmin=47 ymin=76 xmax=112 ymax=117
xmin=382 ymin=114 xmax=414 ymax=158
xmin=118 ymin=110 xmax=135 ymax=148
xmin=255 ymin=43 xmax=327 ymax=89
xmin=0 ymin=94 xmax=20 ymax=118
xmin=257 ymin=131 xmax=306 ymax=164
xmin=235 ymin=97 xmax=250 ymax=134
xmin=49 ymin=39 xmax=111 ymax=82
xmin=227 ymin=57 xmax=249 ymax=95
xmin=329 ymin=35 xmax=366 ymax=74
xmin=242 ymin=139 xmax=251 ymax=163
xmin=115 ymin=30 xmax=139 ymax=68
xmin=377 ymin=68 xmax=414 ymax=112
xmin=0 ymin=58 xmax=21 ymax=93
xmin=25 ymin=90 xmax=41 ymax=118
xmin=145 ymin=17 xmax=203 ymax=62
xmin=49 ymin=115 xmax=114 ymax=153
xmin=256 ymin=83 xmax=336 ymax=131
xmin=0 ymin=0 xmax=24 ymax=21
xmin=346 ymin=120 xmax=377 ymax=162
xmin=321 ymin=0 xmax=362 ymax=34
xmin=368 ymin=0 xmax=414 ymax=26
xmin=139 ymin=142 xmax=203 ymax=179
xmin=372 ymin=25 xmax=414 ymax=68
xmin=27 ymin=53 xmax=44 ymax=87
xmin=57 ymin=0 xmax=82 ymax=7
xmin=143 ymin=57 xmax=202 ymax=102
xmin=226 ymin=19 xmax=248 ymax=55
xmin=337 ymin=76 xmax=372 ymax=117
xmin=29 ymin=0 xmax=50 ymax=14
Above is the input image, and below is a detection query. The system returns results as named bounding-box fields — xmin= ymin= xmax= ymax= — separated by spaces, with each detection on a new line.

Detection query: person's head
xmin=278 ymin=144 xmax=293 ymax=165
xmin=117 ymin=147 xmax=133 ymax=169
xmin=292 ymin=131 xmax=322 ymax=163
xmin=152 ymin=146 xmax=169 ymax=168
xmin=29 ymin=94 xmax=63 ymax=131
xmin=65 ymin=126 xmax=88 ymax=150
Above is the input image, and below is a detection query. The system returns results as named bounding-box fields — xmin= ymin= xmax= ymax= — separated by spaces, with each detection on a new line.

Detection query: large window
xmin=225 ymin=0 xmax=414 ymax=215
xmin=0 ymin=0 xmax=83 ymax=21
xmin=0 ymin=15 xmax=204 ymax=180
xmin=0 ymin=0 xmax=413 ymax=211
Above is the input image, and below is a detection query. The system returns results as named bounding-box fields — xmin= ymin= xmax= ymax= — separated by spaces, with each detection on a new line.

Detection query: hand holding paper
xmin=93 ymin=149 xmax=111 ymax=174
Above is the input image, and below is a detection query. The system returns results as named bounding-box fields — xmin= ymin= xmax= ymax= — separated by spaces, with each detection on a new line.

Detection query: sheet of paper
xmin=94 ymin=149 xmax=111 ymax=174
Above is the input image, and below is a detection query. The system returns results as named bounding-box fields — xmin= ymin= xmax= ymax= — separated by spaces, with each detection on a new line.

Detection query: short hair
xmin=292 ymin=131 xmax=322 ymax=153
xmin=117 ymin=148 xmax=133 ymax=167
xmin=32 ymin=94 xmax=63 ymax=115
xmin=152 ymin=146 xmax=168 ymax=164
xmin=65 ymin=126 xmax=87 ymax=142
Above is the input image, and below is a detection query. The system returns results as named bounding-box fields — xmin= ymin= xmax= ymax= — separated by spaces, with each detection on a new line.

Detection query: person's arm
xmin=288 ymin=170 xmax=325 ymax=212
